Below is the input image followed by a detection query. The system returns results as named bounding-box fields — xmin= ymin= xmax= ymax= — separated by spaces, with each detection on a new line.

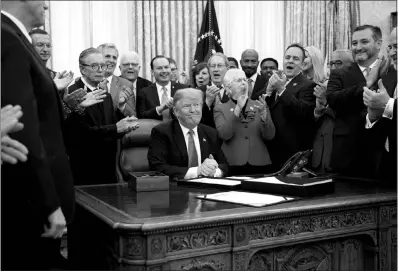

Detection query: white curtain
xmin=214 ymin=1 xmax=285 ymax=71
xmin=48 ymin=1 xmax=285 ymax=79
xmin=49 ymin=1 xmax=130 ymax=77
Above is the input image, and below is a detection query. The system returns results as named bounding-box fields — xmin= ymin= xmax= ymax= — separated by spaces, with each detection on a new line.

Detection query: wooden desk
xmin=68 ymin=180 xmax=397 ymax=271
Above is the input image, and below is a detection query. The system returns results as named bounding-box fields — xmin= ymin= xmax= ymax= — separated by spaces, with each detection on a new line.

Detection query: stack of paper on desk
xmin=247 ymin=177 xmax=333 ymax=186
xmin=197 ymin=191 xmax=294 ymax=207
xmin=185 ymin=178 xmax=241 ymax=186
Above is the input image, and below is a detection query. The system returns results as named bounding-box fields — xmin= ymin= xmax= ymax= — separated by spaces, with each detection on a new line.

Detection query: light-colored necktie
xmin=188 ymin=130 xmax=198 ymax=167
xmin=161 ymin=87 xmax=170 ymax=121
xmin=363 ymin=67 xmax=371 ymax=78
xmin=247 ymin=78 xmax=253 ymax=98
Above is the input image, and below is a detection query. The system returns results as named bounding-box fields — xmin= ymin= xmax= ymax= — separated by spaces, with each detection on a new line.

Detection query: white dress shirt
xmin=179 ymin=123 xmax=222 ymax=179
xmin=358 ymin=59 xmax=379 ymax=77
xmin=106 ymin=75 xmax=113 ymax=92
xmin=81 ymin=76 xmax=98 ymax=91
xmin=1 ymin=11 xmax=32 ymax=43
xmin=155 ymin=82 xmax=171 ymax=115
xmin=248 ymin=73 xmax=258 ymax=88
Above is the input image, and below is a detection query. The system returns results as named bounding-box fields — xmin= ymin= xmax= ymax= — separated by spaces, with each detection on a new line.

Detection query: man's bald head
xmin=387 ymin=27 xmax=397 ymax=68
xmin=119 ymin=51 xmax=141 ymax=82
xmin=240 ymin=49 xmax=259 ymax=78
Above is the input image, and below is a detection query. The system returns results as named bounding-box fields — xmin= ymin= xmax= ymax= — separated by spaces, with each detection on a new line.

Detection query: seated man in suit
xmin=265 ymin=43 xmax=316 ymax=170
xmin=137 ymin=55 xmax=188 ymax=121
xmin=97 ymin=43 xmax=136 ymax=117
xmin=119 ymin=50 xmax=152 ymax=112
xmin=65 ymin=48 xmax=139 ymax=185
xmin=363 ymin=27 xmax=397 ymax=183
xmin=200 ymin=52 xmax=230 ymax=127
xmin=148 ymin=88 xmax=228 ymax=181
xmin=240 ymin=49 xmax=268 ymax=100
xmin=214 ymin=69 xmax=275 ymax=175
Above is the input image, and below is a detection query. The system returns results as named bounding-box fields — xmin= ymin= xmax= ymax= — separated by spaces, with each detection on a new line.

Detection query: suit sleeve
xmin=137 ymin=88 xmax=161 ymax=120
xmin=326 ymin=69 xmax=365 ymax=112
xmin=213 ymin=104 xmax=239 ymax=140
xmin=260 ymin=107 xmax=275 ymax=140
xmin=279 ymin=82 xmax=316 ymax=120
xmin=147 ymin=127 xmax=188 ymax=179
xmin=1 ymin=30 xmax=60 ymax=216
xmin=212 ymin=131 xmax=229 ymax=177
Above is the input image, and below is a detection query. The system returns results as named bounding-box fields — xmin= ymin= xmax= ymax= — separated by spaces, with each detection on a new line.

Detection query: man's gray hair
xmin=207 ymin=52 xmax=229 ymax=68
xmin=97 ymin=43 xmax=119 ymax=56
xmin=79 ymin=47 xmax=101 ymax=65
xmin=332 ymin=49 xmax=354 ymax=62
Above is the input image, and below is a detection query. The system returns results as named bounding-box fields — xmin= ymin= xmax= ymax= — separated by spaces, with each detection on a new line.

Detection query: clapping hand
xmin=314 ymin=82 xmax=328 ymax=109
xmin=363 ymin=79 xmax=390 ymax=109
xmin=254 ymin=94 xmax=268 ymax=114
xmin=179 ymin=70 xmax=189 ymax=84
xmin=269 ymin=70 xmax=287 ymax=93
xmin=116 ymin=116 xmax=139 ymax=134
xmin=63 ymin=88 xmax=87 ymax=109
xmin=54 ymin=70 xmax=74 ymax=91
xmin=205 ymin=85 xmax=220 ymax=106
xmin=41 ymin=208 xmax=66 ymax=239
xmin=1 ymin=105 xmax=24 ymax=137
xmin=118 ymin=86 xmax=135 ymax=107
xmin=80 ymin=89 xmax=107 ymax=108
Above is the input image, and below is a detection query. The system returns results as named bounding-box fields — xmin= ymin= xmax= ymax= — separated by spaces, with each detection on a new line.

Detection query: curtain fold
xmin=130 ymin=0 xmax=206 ymax=81
xmin=284 ymin=0 xmax=360 ymax=64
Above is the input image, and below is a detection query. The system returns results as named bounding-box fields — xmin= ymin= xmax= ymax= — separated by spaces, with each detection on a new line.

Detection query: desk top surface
xmin=75 ymin=180 xmax=397 ymax=232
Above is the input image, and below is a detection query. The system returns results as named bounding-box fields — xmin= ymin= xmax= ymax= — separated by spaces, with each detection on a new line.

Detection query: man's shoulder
xmin=152 ymin=121 xmax=174 ymax=135
xmin=116 ymin=76 xmax=133 ymax=87
xmin=198 ymin=123 xmax=218 ymax=137
xmin=68 ymin=79 xmax=84 ymax=93
xmin=138 ymin=76 xmax=152 ymax=86
xmin=139 ymin=83 xmax=156 ymax=95
xmin=173 ymin=82 xmax=189 ymax=90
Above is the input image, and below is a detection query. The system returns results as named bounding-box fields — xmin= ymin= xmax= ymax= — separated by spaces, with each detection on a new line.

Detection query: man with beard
xmin=240 ymin=49 xmax=268 ymax=100
xmin=97 ymin=43 xmax=136 ymax=117
xmin=363 ymin=27 xmax=397 ymax=183
xmin=265 ymin=43 xmax=316 ymax=170
xmin=137 ymin=55 xmax=188 ymax=121
xmin=119 ymin=50 xmax=152 ymax=110
xmin=148 ymin=88 xmax=228 ymax=181
xmin=326 ymin=25 xmax=388 ymax=178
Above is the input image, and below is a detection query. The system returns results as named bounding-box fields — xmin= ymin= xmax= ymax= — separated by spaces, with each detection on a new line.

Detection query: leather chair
xmin=116 ymin=119 xmax=162 ymax=182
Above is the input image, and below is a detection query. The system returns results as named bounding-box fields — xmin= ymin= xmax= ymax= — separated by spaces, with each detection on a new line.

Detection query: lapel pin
xmin=250 ymin=106 xmax=254 ymax=110
xmin=230 ymin=108 xmax=234 ymax=111
xmin=203 ymin=138 xmax=206 ymax=142
xmin=293 ymin=83 xmax=297 ymax=87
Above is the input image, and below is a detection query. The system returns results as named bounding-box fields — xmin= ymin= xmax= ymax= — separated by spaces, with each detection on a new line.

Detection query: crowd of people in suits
xmin=1 ymin=1 xmax=397 ymax=270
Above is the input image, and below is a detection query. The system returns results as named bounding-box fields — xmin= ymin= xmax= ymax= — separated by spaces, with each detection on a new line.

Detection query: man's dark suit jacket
xmin=365 ymin=66 xmax=397 ymax=183
xmin=198 ymin=83 xmax=230 ymax=128
xmin=148 ymin=120 xmax=229 ymax=180
xmin=250 ymin=73 xmax=268 ymax=100
xmin=137 ymin=81 xmax=188 ymax=120
xmin=266 ymin=73 xmax=316 ymax=169
xmin=326 ymin=63 xmax=379 ymax=176
xmin=64 ymin=78 xmax=124 ymax=185
xmin=1 ymin=15 xmax=75 ymax=227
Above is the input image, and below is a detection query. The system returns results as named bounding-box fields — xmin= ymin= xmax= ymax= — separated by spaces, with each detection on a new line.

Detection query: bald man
xmin=240 ymin=49 xmax=268 ymax=100
xmin=119 ymin=51 xmax=152 ymax=109
xmin=329 ymin=49 xmax=354 ymax=70
xmin=148 ymin=88 xmax=228 ymax=180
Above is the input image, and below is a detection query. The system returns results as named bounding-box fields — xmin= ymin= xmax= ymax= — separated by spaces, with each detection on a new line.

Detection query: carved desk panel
xmin=68 ymin=181 xmax=396 ymax=271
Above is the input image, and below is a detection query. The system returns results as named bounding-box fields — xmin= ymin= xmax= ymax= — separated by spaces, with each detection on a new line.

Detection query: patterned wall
xmin=359 ymin=1 xmax=397 ymax=53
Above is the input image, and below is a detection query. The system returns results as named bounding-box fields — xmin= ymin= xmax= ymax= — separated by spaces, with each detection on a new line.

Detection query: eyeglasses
xmin=121 ymin=63 xmax=139 ymax=68
xmin=209 ymin=64 xmax=226 ymax=69
xmin=81 ymin=63 xmax=110 ymax=71
xmin=329 ymin=60 xmax=343 ymax=68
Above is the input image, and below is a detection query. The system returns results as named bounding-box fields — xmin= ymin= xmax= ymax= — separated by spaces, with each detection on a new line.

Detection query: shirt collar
xmin=1 ymin=10 xmax=32 ymax=43
xmin=248 ymin=73 xmax=258 ymax=82
xmin=179 ymin=123 xmax=198 ymax=137
xmin=156 ymin=81 xmax=171 ymax=92
xmin=81 ymin=76 xmax=98 ymax=91
xmin=106 ymin=75 xmax=113 ymax=83
xmin=358 ymin=59 xmax=379 ymax=72
xmin=211 ymin=81 xmax=224 ymax=89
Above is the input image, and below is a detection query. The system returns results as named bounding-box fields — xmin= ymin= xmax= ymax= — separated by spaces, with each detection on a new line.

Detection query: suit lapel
xmin=270 ymin=73 xmax=303 ymax=109
xmin=148 ymin=84 xmax=161 ymax=106
xmin=172 ymin=121 xmax=189 ymax=164
xmin=197 ymin=125 xmax=209 ymax=163
xmin=171 ymin=82 xmax=178 ymax=97
xmin=110 ymin=75 xmax=119 ymax=100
